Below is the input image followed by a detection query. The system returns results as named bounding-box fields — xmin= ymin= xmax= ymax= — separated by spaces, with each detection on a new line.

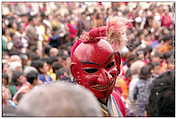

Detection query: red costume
xmin=70 ymin=17 xmax=129 ymax=116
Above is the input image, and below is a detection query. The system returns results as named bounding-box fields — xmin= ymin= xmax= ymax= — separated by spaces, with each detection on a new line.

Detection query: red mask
xmin=71 ymin=39 xmax=121 ymax=99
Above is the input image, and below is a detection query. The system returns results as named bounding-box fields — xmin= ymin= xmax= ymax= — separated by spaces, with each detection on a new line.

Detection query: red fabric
xmin=161 ymin=15 xmax=172 ymax=28
xmin=67 ymin=24 xmax=77 ymax=38
xmin=88 ymin=26 xmax=107 ymax=40
xmin=112 ymin=90 xmax=126 ymax=116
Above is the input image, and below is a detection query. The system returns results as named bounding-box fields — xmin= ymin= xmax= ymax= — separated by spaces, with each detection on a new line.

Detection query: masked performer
xmin=70 ymin=17 xmax=130 ymax=116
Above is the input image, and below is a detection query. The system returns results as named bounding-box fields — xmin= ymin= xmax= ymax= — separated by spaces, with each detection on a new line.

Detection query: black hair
xmin=148 ymin=62 xmax=160 ymax=70
xmin=11 ymin=71 xmax=23 ymax=86
xmin=126 ymin=54 xmax=138 ymax=67
xmin=52 ymin=62 xmax=62 ymax=73
xmin=146 ymin=70 xmax=175 ymax=117
xmin=46 ymin=56 xmax=58 ymax=65
xmin=2 ymin=73 xmax=9 ymax=81
xmin=31 ymin=60 xmax=45 ymax=73
xmin=27 ymin=52 xmax=40 ymax=61
xmin=43 ymin=45 xmax=52 ymax=56
xmin=2 ymin=73 xmax=9 ymax=84
xmin=139 ymin=66 xmax=152 ymax=80
xmin=28 ymin=15 xmax=35 ymax=22
xmin=26 ymin=71 xmax=39 ymax=85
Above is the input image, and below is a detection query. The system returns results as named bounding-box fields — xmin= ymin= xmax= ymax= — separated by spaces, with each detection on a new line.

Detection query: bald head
xmin=17 ymin=81 xmax=102 ymax=117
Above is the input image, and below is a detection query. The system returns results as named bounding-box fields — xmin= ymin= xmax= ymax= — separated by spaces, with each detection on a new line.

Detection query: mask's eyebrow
xmin=80 ymin=61 xmax=100 ymax=66
xmin=104 ymin=54 xmax=114 ymax=64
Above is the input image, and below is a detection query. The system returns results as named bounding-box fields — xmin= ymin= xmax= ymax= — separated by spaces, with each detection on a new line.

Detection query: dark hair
xmin=126 ymin=54 xmax=138 ymax=67
xmin=2 ymin=73 xmax=9 ymax=83
xmin=31 ymin=60 xmax=45 ymax=73
xmin=146 ymin=70 xmax=175 ymax=117
xmin=139 ymin=66 xmax=152 ymax=80
xmin=46 ymin=56 xmax=58 ymax=65
xmin=11 ymin=71 xmax=23 ymax=86
xmin=52 ymin=62 xmax=62 ymax=73
xmin=148 ymin=62 xmax=160 ymax=71
xmin=27 ymin=52 xmax=40 ymax=61
xmin=26 ymin=71 xmax=39 ymax=85
xmin=28 ymin=15 xmax=35 ymax=22
xmin=43 ymin=45 xmax=51 ymax=56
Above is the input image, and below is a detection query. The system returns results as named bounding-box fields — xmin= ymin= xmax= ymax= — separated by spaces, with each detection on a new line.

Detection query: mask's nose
xmin=110 ymin=67 xmax=119 ymax=78
xmin=97 ymin=69 xmax=113 ymax=86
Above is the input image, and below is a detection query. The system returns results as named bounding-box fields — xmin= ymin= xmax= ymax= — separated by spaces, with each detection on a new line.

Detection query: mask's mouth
xmin=90 ymin=79 xmax=115 ymax=90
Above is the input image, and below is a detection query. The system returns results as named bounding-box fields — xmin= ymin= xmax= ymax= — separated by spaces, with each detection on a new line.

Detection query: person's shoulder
xmin=38 ymin=75 xmax=45 ymax=81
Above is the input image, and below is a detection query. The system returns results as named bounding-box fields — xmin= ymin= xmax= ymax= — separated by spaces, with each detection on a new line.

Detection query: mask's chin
xmin=89 ymin=80 xmax=116 ymax=100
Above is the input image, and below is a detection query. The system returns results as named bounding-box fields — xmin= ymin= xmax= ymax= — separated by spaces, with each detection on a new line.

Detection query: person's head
xmin=126 ymin=54 xmax=138 ymax=67
xmin=11 ymin=71 xmax=27 ymax=86
xmin=52 ymin=62 xmax=62 ymax=73
xmin=139 ymin=66 xmax=152 ymax=80
xmin=10 ymin=55 xmax=22 ymax=63
xmin=150 ymin=62 xmax=161 ymax=76
xmin=23 ymin=66 xmax=38 ymax=76
xmin=49 ymin=48 xmax=59 ymax=57
xmin=46 ymin=56 xmax=58 ymax=67
xmin=146 ymin=70 xmax=175 ymax=117
xmin=16 ymin=81 xmax=102 ymax=117
xmin=28 ymin=15 xmax=41 ymax=26
xmin=25 ymin=71 xmax=39 ymax=86
xmin=70 ymin=38 xmax=121 ymax=100
xmin=130 ymin=60 xmax=145 ymax=75
xmin=19 ymin=54 xmax=28 ymax=66
xmin=31 ymin=60 xmax=48 ymax=74
xmin=136 ymin=49 xmax=145 ymax=60
xmin=151 ymin=51 xmax=162 ymax=63
xmin=2 ymin=73 xmax=9 ymax=86
xmin=9 ymin=55 xmax=22 ymax=72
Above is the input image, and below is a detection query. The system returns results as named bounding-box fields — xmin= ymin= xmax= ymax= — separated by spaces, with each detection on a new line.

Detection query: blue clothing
xmin=134 ymin=79 xmax=152 ymax=116
xmin=38 ymin=74 xmax=52 ymax=84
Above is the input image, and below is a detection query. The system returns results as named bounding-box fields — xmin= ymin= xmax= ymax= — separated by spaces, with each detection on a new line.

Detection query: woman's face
xmin=42 ymin=62 xmax=49 ymax=74
xmin=18 ymin=75 xmax=27 ymax=84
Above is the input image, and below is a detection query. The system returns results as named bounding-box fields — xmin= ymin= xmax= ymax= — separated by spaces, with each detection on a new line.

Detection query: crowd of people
xmin=2 ymin=2 xmax=175 ymax=117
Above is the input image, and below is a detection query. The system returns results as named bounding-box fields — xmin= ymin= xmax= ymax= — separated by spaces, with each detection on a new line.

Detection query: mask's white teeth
xmin=91 ymin=80 xmax=115 ymax=90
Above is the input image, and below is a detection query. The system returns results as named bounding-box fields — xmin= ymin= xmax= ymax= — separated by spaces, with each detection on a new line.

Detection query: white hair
xmin=23 ymin=66 xmax=38 ymax=76
xmin=130 ymin=60 xmax=145 ymax=75
xmin=17 ymin=81 xmax=102 ymax=117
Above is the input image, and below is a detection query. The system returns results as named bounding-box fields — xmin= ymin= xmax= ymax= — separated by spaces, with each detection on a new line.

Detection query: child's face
xmin=152 ymin=65 xmax=161 ymax=75
xmin=18 ymin=75 xmax=27 ymax=84
xmin=2 ymin=78 xmax=8 ymax=86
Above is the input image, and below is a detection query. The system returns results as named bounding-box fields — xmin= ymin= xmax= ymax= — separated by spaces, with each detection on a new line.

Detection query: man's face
xmin=71 ymin=39 xmax=121 ymax=99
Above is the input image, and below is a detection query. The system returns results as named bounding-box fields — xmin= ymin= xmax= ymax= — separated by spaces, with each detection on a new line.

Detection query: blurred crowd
xmin=2 ymin=2 xmax=175 ymax=117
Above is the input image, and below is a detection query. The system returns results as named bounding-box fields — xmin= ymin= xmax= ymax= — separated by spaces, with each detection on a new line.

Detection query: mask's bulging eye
xmin=83 ymin=68 xmax=98 ymax=73
xmin=106 ymin=62 xmax=115 ymax=69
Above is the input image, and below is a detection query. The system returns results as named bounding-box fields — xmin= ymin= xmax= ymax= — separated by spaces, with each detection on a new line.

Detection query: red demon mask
xmin=71 ymin=39 xmax=121 ymax=99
